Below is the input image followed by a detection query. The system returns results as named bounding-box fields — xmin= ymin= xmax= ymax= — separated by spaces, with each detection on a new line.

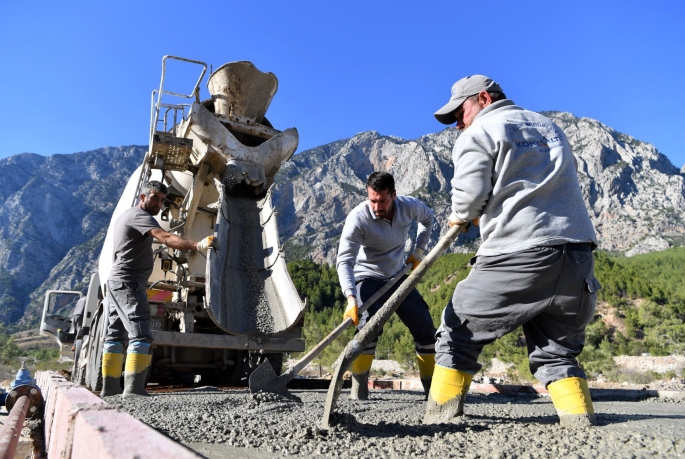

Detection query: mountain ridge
xmin=1 ymin=112 xmax=684 ymax=326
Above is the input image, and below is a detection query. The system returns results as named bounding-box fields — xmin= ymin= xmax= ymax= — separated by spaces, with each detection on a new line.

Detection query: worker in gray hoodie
xmin=336 ymin=172 xmax=436 ymax=398
xmin=424 ymin=75 xmax=600 ymax=428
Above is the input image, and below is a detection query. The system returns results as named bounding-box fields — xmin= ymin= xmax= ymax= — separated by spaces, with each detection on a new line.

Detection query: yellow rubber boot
xmin=122 ymin=353 xmax=152 ymax=397
xmin=423 ymin=365 xmax=473 ymax=424
xmin=100 ymin=352 xmax=124 ymax=397
xmin=548 ymin=377 xmax=596 ymax=427
xmin=416 ymin=353 xmax=435 ymax=397
xmin=350 ymin=354 xmax=374 ymax=400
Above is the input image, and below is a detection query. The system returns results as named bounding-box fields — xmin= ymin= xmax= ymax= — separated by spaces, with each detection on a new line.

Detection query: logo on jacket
xmin=506 ymin=122 xmax=564 ymax=151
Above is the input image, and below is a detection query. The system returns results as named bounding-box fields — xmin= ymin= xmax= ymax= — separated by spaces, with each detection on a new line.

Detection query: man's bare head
xmin=139 ymin=180 xmax=168 ymax=216
xmin=366 ymin=172 xmax=396 ymax=219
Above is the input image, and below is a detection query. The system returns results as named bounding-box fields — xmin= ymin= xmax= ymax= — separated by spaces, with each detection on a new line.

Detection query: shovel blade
xmin=248 ymin=360 xmax=290 ymax=394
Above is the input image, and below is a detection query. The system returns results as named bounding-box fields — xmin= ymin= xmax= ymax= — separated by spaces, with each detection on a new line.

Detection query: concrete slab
xmin=43 ymin=380 xmax=78 ymax=449
xmin=35 ymin=371 xmax=203 ymax=459
xmin=47 ymin=384 xmax=109 ymax=457
xmin=72 ymin=411 xmax=200 ymax=459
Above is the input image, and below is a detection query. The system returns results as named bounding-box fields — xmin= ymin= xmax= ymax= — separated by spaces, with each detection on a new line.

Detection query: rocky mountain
xmin=272 ymin=111 xmax=685 ymax=264
xmin=2 ymin=112 xmax=684 ymax=327
xmin=0 ymin=147 xmax=146 ymax=325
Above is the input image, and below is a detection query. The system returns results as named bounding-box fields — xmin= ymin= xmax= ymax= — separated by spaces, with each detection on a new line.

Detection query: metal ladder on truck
xmin=132 ymin=56 xmax=207 ymax=205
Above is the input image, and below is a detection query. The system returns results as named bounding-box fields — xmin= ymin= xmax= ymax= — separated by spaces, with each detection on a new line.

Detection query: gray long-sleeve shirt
xmin=451 ymin=100 xmax=597 ymax=256
xmin=336 ymin=196 xmax=434 ymax=298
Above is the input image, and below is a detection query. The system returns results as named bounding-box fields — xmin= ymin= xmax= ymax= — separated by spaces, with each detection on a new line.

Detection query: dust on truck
xmin=40 ymin=56 xmax=306 ymax=388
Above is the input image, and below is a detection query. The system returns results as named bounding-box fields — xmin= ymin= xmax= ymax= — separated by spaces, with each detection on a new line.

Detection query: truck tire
xmin=71 ymin=339 xmax=85 ymax=385
xmin=85 ymin=303 xmax=106 ymax=391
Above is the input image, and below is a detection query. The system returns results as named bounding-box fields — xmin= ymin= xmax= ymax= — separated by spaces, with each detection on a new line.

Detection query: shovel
xmin=249 ymin=264 xmax=413 ymax=394
xmin=321 ymin=223 xmax=467 ymax=428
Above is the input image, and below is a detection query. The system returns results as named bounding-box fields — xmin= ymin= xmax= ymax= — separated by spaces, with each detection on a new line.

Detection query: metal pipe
xmin=0 ymin=395 xmax=30 ymax=459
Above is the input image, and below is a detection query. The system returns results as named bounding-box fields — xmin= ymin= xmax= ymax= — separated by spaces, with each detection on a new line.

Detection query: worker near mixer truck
xmin=424 ymin=75 xmax=600 ymax=427
xmin=336 ymin=171 xmax=437 ymax=398
xmin=101 ymin=180 xmax=218 ymax=398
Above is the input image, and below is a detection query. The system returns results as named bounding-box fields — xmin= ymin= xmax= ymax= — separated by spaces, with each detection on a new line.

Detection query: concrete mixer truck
xmin=40 ymin=56 xmax=306 ymax=389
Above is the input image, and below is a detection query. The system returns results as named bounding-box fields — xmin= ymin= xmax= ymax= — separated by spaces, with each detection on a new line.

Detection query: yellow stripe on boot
xmin=548 ymin=377 xmax=594 ymax=416
xmin=351 ymin=354 xmax=374 ymax=375
xmin=125 ymin=353 xmax=152 ymax=375
xmin=102 ymin=353 xmax=124 ymax=378
xmin=430 ymin=365 xmax=473 ymax=405
xmin=416 ymin=354 xmax=435 ymax=380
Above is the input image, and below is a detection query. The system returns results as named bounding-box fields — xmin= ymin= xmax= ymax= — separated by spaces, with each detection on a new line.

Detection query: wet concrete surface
xmin=213 ymin=195 xmax=287 ymax=335
xmin=109 ymin=387 xmax=685 ymax=458
xmin=222 ymin=196 xmax=275 ymax=334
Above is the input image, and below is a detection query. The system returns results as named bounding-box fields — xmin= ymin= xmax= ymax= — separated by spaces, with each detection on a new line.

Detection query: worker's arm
xmin=335 ymin=217 xmax=364 ymax=299
xmin=336 ymin=215 xmax=365 ymax=326
xmin=413 ymin=199 xmax=434 ymax=252
xmin=450 ymin=130 xmax=494 ymax=222
xmin=406 ymin=198 xmax=434 ymax=269
xmin=149 ymin=228 xmax=217 ymax=252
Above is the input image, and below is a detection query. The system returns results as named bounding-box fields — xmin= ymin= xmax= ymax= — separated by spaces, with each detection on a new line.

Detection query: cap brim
xmin=433 ymin=96 xmax=467 ymax=125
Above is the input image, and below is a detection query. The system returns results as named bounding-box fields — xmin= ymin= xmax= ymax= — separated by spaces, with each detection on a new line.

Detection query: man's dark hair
xmin=366 ymin=172 xmax=395 ymax=193
xmin=467 ymin=91 xmax=506 ymax=105
xmin=143 ymin=180 xmax=168 ymax=195
xmin=488 ymin=91 xmax=506 ymax=102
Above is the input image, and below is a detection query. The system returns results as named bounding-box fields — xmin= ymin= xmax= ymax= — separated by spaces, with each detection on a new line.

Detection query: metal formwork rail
xmin=0 ymin=396 xmax=30 ymax=459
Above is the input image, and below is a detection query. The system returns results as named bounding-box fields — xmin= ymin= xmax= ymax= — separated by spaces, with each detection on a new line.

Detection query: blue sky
xmin=1 ymin=1 xmax=684 ymax=167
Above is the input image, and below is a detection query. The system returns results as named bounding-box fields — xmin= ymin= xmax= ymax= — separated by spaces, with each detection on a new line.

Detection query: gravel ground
xmin=109 ymin=387 xmax=685 ymax=458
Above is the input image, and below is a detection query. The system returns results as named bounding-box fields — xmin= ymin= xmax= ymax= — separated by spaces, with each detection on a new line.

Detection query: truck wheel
xmin=85 ymin=303 xmax=106 ymax=391
xmin=71 ymin=339 xmax=85 ymax=385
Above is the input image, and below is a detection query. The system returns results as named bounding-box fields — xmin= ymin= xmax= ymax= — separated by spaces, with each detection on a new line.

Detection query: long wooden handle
xmin=321 ymin=223 xmax=467 ymax=428
xmin=341 ymin=223 xmax=465 ymax=356
xmin=289 ymin=264 xmax=412 ymax=376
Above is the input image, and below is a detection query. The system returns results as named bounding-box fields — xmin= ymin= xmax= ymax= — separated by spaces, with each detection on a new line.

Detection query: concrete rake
xmin=249 ymin=264 xmax=412 ymax=394
xmin=321 ymin=223 xmax=467 ymax=428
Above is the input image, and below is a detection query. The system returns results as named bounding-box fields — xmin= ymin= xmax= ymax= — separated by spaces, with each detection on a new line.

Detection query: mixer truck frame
xmin=41 ymin=56 xmax=306 ymax=389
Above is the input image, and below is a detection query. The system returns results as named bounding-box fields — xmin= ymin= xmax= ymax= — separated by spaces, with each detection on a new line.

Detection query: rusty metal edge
xmin=0 ymin=395 xmax=30 ymax=459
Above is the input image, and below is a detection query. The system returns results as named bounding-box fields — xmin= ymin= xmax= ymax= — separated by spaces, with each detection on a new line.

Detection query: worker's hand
xmin=448 ymin=212 xmax=467 ymax=228
xmin=343 ymin=296 xmax=359 ymax=326
xmin=406 ymin=247 xmax=425 ymax=270
xmin=449 ymin=212 xmax=479 ymax=229
xmin=197 ymin=235 xmax=219 ymax=252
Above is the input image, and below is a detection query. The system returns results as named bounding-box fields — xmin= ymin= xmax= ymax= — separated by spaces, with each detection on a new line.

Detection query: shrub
xmin=579 ymin=339 xmax=616 ymax=377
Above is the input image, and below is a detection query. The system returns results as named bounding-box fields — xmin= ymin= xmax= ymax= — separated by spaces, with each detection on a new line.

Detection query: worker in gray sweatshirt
xmin=424 ymin=75 xmax=600 ymax=428
xmin=336 ymin=171 xmax=436 ymax=398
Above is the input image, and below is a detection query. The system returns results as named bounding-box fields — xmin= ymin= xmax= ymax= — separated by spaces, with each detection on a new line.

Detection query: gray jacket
xmin=336 ymin=196 xmax=434 ymax=298
xmin=451 ymin=100 xmax=597 ymax=256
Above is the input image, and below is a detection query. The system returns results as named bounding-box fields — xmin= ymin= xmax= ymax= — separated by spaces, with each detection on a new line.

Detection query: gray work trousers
xmin=105 ymin=279 xmax=153 ymax=345
xmin=434 ymin=244 xmax=600 ymax=386
xmin=357 ymin=276 xmax=437 ymax=356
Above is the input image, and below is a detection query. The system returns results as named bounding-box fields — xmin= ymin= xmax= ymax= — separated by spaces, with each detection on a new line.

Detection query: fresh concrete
xmin=112 ymin=386 xmax=685 ymax=458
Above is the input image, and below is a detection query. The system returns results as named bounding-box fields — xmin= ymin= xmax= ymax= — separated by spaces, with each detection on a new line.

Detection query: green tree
xmin=286 ymin=246 xmax=685 ymax=380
